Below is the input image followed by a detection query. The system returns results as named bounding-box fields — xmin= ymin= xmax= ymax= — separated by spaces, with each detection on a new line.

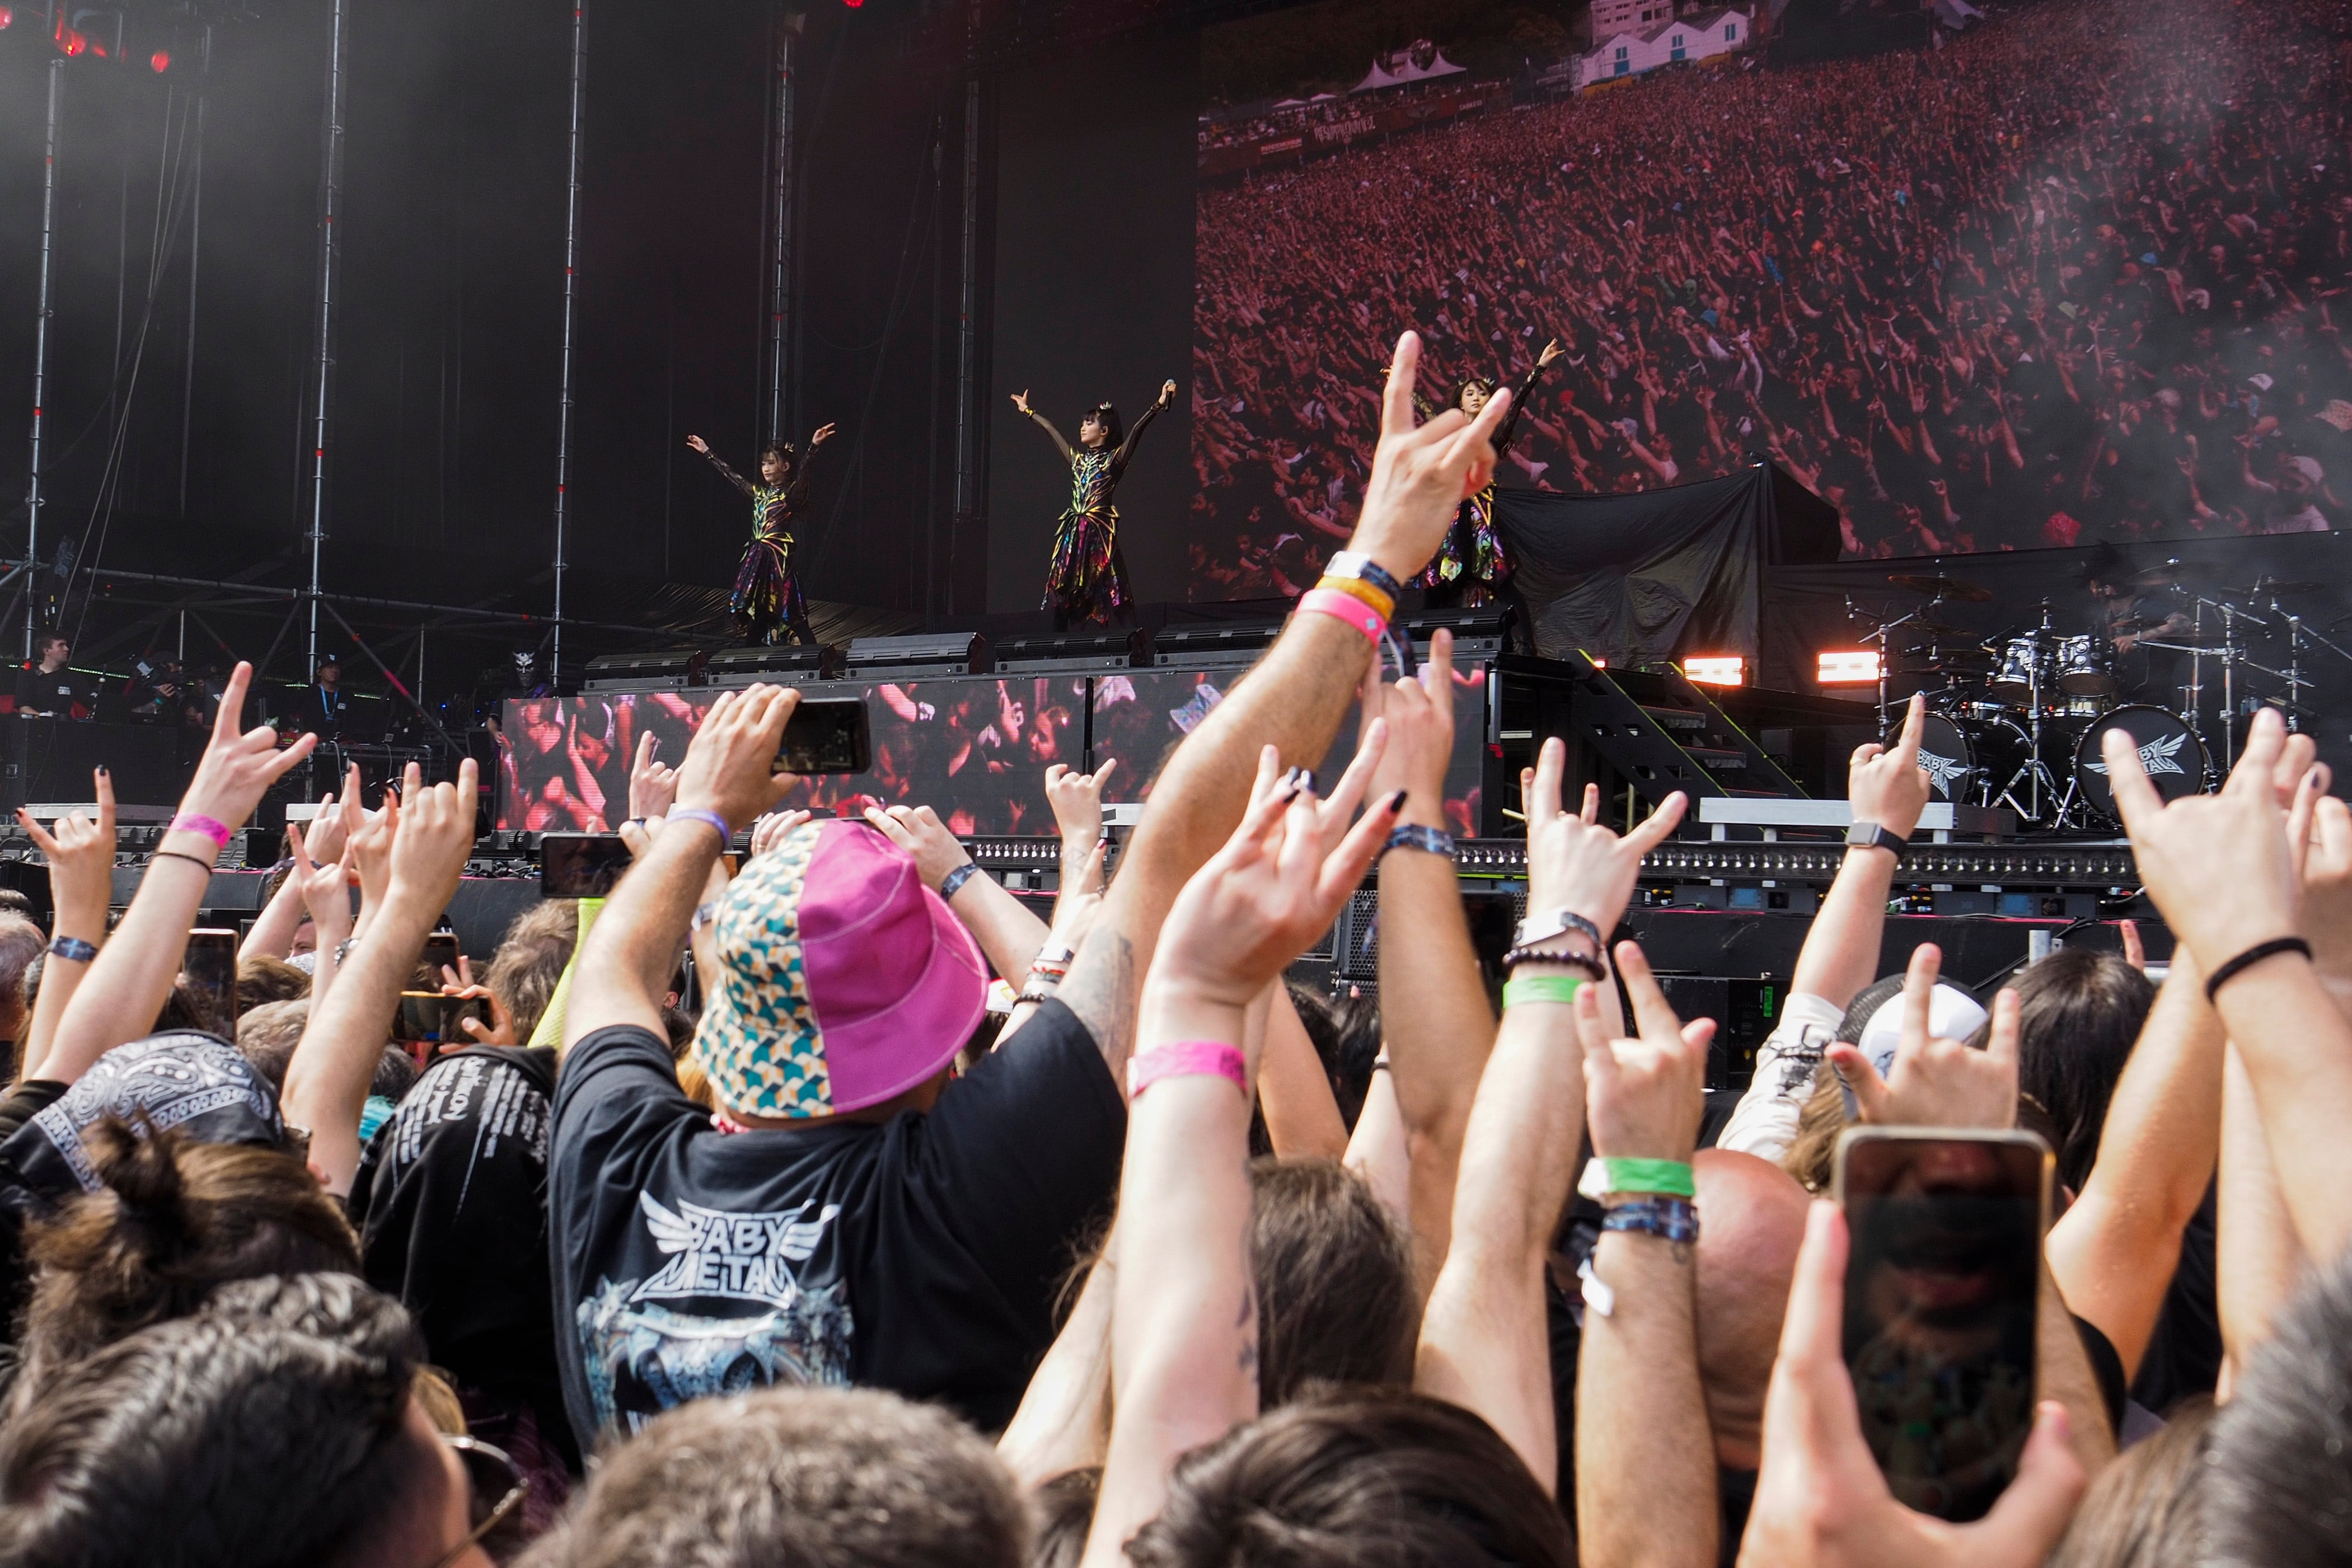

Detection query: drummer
xmin=2084 ymin=552 xmax=2191 ymax=705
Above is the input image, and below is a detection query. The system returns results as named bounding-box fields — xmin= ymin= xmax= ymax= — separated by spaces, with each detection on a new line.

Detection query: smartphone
xmin=397 ymin=992 xmax=489 ymax=1045
xmin=777 ymin=698 xmax=872 ymax=775
xmin=540 ymin=833 xmax=635 ymax=898
xmin=423 ymin=932 xmax=460 ymax=985
xmin=182 ymin=928 xmax=240 ymax=1037
xmin=1834 ymin=1127 xmax=2051 ymax=1522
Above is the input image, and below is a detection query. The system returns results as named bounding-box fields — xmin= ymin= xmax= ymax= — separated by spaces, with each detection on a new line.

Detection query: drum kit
xmin=1852 ymin=561 xmax=2352 ymax=832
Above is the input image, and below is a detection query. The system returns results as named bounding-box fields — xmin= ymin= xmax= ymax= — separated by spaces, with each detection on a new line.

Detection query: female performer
xmin=686 ymin=425 xmax=838 ymax=646
xmin=1422 ymin=338 xmax=1563 ymax=607
xmin=1013 ymin=379 xmax=1177 ymax=630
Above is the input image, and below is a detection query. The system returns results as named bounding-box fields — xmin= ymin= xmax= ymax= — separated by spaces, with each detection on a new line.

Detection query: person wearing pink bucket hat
xmin=542 ymin=686 xmax=1130 ymax=1453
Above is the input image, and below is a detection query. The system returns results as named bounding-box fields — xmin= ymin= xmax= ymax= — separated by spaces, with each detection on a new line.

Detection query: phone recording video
xmin=1834 ymin=1128 xmax=2050 ymax=1522
xmin=776 ymin=698 xmax=872 ymax=776
xmin=540 ymin=833 xmax=635 ymax=899
xmin=423 ymin=931 xmax=460 ymax=982
xmin=397 ymin=991 xmax=489 ymax=1047
xmin=182 ymin=928 xmax=240 ymax=1037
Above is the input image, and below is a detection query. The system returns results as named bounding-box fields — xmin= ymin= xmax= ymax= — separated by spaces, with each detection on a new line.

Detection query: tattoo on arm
xmin=1058 ymin=931 xmax=1137 ymax=1074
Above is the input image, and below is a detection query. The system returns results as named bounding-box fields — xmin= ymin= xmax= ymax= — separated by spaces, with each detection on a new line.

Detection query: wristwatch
xmin=1512 ymin=907 xmax=1605 ymax=955
xmin=1844 ymin=821 xmax=1909 ymax=855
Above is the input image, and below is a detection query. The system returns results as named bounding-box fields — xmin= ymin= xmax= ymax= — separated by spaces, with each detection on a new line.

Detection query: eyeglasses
xmin=428 ymin=1435 xmax=530 ymax=1568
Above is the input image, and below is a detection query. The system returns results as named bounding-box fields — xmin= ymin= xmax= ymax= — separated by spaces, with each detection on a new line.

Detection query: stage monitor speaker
xmin=704 ymin=644 xmax=845 ymax=682
xmin=994 ymin=627 xmax=1151 ymax=672
xmin=842 ymin=633 xmax=992 ymax=678
xmin=582 ymin=649 xmax=710 ymax=690
xmin=1152 ymin=622 xmax=1281 ymax=665
xmin=1395 ymin=606 xmax=1513 ymax=658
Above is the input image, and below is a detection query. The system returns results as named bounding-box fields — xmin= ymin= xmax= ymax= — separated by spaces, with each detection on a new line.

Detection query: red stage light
xmin=151 ymin=49 xmax=169 ymax=71
xmin=0 ymin=8 xmax=15 ymax=31
xmin=60 ymin=27 xmax=86 ymax=54
xmin=844 ymin=0 xmax=863 ymax=8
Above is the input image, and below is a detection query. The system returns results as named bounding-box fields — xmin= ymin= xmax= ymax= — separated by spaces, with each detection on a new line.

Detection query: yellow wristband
xmin=1313 ymin=574 xmax=1397 ymax=622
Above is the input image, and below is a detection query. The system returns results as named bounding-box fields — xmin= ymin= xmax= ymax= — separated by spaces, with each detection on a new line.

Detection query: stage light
xmin=59 ymin=27 xmax=85 ymax=54
xmin=1684 ymin=655 xmax=1744 ymax=687
xmin=151 ymin=49 xmax=168 ymax=71
xmin=0 ymin=8 xmax=14 ymax=31
xmin=1816 ymin=649 xmax=1882 ymax=685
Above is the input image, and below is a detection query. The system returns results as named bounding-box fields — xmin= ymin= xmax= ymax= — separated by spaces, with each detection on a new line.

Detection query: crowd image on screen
xmin=15 ymin=24 xmax=2352 ymax=1568
xmin=1192 ymin=0 xmax=2352 ymax=594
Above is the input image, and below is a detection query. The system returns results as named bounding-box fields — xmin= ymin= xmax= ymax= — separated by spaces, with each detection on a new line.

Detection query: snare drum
xmin=2072 ymin=706 xmax=2208 ymax=823
xmin=2056 ymin=633 xmax=2116 ymax=696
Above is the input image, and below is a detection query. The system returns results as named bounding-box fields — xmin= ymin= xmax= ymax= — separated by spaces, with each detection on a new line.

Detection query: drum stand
xmin=1990 ymin=652 xmax=2065 ymax=827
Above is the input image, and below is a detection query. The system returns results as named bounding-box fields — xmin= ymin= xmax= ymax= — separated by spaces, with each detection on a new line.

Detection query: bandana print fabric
xmin=690 ymin=829 xmax=835 ymax=1118
xmin=6 ymin=1032 xmax=283 ymax=1198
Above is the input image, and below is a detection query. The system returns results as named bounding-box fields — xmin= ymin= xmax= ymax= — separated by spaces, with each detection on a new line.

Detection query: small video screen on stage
xmin=1191 ymin=0 xmax=2352 ymax=585
xmin=497 ymin=663 xmax=1491 ymax=839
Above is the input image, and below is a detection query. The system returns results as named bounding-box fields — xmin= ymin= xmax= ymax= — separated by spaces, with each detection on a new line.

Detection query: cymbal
xmin=2128 ymin=558 xmax=2185 ymax=587
xmin=1889 ymin=572 xmax=1994 ymax=603
xmin=2224 ymin=580 xmax=2324 ymax=597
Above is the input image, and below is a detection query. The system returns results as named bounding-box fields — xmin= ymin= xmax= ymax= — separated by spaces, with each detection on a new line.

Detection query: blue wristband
xmin=1600 ymin=1195 xmax=1700 ymax=1246
xmin=1381 ymin=824 xmax=1456 ymax=861
xmin=668 ymin=808 xmax=733 ymax=843
xmin=48 ymin=935 xmax=96 ymax=964
xmin=939 ymin=862 xmax=982 ymax=901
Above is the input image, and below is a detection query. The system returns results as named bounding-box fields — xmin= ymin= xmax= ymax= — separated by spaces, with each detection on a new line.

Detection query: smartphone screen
xmin=540 ymin=833 xmax=635 ymax=898
xmin=1834 ymin=1129 xmax=2049 ymax=1522
xmin=182 ymin=928 xmax=240 ymax=1037
xmin=397 ymin=991 xmax=487 ymax=1045
xmin=423 ymin=932 xmax=460 ymax=984
xmin=776 ymin=698 xmax=872 ymax=776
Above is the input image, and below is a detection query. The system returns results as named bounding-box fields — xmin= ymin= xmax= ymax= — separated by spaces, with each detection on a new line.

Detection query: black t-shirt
xmin=348 ymin=1046 xmax=575 ymax=1468
xmin=12 ymin=666 xmax=85 ymax=717
xmin=549 ymin=999 xmax=1124 ymax=1449
xmin=2131 ymin=1189 xmax=2222 ymax=1414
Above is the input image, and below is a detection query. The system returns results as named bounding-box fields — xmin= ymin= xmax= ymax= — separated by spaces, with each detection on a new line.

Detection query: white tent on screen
xmin=1351 ymin=40 xmax=1468 ymax=93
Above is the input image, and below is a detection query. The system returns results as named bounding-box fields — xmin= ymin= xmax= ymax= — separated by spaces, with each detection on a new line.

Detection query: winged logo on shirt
xmin=2083 ymin=731 xmax=2190 ymax=780
xmin=629 ymin=1191 xmax=842 ymax=1307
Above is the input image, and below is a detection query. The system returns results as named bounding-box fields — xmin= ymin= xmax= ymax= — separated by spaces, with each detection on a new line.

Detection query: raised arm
xmin=865 ymin=802 xmax=1051 ymax=985
xmin=564 ymin=686 xmax=800 ymax=1051
xmin=279 ymin=759 xmax=476 ymax=1194
xmin=1108 ymin=381 xmax=1175 ymax=476
xmin=1255 ymin=983 xmax=1349 ymax=1159
xmin=1493 ymin=339 xmax=1561 ymax=458
xmin=14 ymin=772 xmax=116 ymax=1083
xmin=1056 ymin=332 xmax=1512 ymax=1082
xmin=1572 ymin=946 xmax=1718 ymax=1565
xmin=44 ymin=665 xmax=313 ymax=1086
xmin=2044 ymin=947 xmax=2223 ymax=1377
xmin=1718 ymin=692 xmax=1932 ymax=1159
xmin=1082 ymin=762 xmax=1398 ymax=1566
xmin=688 ymin=434 xmax=758 ymax=498
xmin=1013 ymin=391 xmax=1075 ymax=463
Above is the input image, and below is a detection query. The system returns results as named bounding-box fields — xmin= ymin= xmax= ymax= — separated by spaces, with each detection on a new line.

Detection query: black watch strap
xmin=1845 ymin=820 xmax=1908 ymax=854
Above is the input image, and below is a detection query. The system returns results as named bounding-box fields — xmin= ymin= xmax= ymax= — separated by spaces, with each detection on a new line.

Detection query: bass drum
xmin=1901 ymin=712 xmax=2036 ymax=809
xmin=2072 ymin=706 xmax=2208 ymax=824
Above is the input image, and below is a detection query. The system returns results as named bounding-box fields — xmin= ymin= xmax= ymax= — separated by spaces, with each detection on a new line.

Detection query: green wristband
xmin=1503 ymin=973 xmax=1586 ymax=1009
xmin=1578 ymin=1157 xmax=1696 ymax=1201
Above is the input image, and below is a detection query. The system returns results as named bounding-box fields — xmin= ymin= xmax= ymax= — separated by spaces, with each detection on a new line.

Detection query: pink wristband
xmin=168 ymin=813 xmax=233 ymax=849
xmin=1127 ymin=1041 xmax=1248 ymax=1101
xmin=1297 ymin=587 xmax=1385 ymax=644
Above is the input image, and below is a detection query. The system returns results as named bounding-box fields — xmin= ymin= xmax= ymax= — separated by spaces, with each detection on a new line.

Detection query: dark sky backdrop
xmin=0 ymin=0 xmax=974 ymax=683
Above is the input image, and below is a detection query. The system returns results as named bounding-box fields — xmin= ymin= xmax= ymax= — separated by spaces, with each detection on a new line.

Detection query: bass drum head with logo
xmin=2073 ymin=706 xmax=2207 ymax=824
xmin=1902 ymin=713 xmax=1978 ymax=805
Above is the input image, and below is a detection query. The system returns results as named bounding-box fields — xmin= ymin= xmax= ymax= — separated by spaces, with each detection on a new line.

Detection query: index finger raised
xmin=1380 ymin=331 xmax=1424 ymax=438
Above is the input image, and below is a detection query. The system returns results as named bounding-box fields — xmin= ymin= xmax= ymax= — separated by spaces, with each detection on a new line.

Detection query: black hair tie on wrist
xmin=2203 ymin=936 xmax=2313 ymax=1006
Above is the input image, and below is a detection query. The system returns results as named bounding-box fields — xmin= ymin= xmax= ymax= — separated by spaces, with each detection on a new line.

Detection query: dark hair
xmin=514 ymin=1386 xmax=1027 ymax=1568
xmin=0 ymin=913 xmax=44 ymax=1021
xmin=2049 ymin=1395 xmax=2213 ymax=1567
xmin=371 ymin=1044 xmax=419 ymax=1104
xmin=1082 ymin=402 xmax=1125 ymax=450
xmin=759 ymin=440 xmax=799 ymax=475
xmin=237 ymin=954 xmax=312 ymax=1013
xmin=487 ymin=899 xmax=579 ymax=1044
xmin=12 ymin=1122 xmax=360 ymax=1407
xmin=1029 ymin=1466 xmax=1100 ymax=1568
xmin=2205 ymin=1254 xmax=2352 ymax=1567
xmin=1250 ymin=1158 xmax=1417 ymax=1408
xmin=1455 ymin=377 xmax=1498 ymax=410
xmin=1126 ymin=1388 xmax=1575 ymax=1568
xmin=37 ymin=632 xmax=68 ymax=654
xmin=0 ymin=1298 xmax=435 ymax=1568
xmin=1287 ymin=984 xmax=1381 ymax=1130
xmin=1976 ymin=949 xmax=2154 ymax=1191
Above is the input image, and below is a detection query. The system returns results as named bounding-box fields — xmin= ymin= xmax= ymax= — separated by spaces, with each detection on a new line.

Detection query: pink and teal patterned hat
xmin=690 ymin=818 xmax=987 ymax=1119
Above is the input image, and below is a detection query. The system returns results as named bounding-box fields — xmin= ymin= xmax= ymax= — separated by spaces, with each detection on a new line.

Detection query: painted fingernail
xmin=1386 ymin=789 xmax=1409 ymax=812
xmin=97 ymin=766 xmax=107 ymax=776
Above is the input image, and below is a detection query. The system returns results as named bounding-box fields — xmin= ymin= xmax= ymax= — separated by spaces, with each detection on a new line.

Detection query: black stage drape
xmin=1496 ymin=461 xmax=1837 ymax=665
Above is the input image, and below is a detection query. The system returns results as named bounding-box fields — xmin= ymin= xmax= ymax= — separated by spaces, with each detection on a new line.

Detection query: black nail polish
xmin=1387 ymin=789 xmax=1409 ymax=812
xmin=96 ymin=765 xmax=107 ymax=777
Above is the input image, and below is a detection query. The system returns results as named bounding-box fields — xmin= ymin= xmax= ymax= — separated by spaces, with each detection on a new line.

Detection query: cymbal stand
xmin=1850 ymin=594 xmax=1934 ymax=734
xmin=2203 ymin=595 xmax=2262 ymax=772
xmin=1992 ymin=604 xmax=2063 ymax=825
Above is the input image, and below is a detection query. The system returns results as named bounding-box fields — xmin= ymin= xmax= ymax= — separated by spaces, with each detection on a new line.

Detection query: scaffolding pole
xmin=766 ymin=11 xmax=799 ymax=444
xmin=551 ymin=0 xmax=586 ymax=690
xmin=949 ymin=72 xmax=982 ymax=618
xmin=28 ymin=59 xmax=64 ymax=661
xmin=306 ymin=0 xmax=350 ymax=686
xmin=178 ymin=25 xmax=211 ymax=515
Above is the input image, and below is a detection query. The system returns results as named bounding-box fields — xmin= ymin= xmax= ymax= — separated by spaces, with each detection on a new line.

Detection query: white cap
xmin=1855 ymin=981 xmax=1989 ymax=1081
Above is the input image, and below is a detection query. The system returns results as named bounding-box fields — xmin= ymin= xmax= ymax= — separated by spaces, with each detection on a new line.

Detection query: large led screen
xmin=1189 ymin=0 xmax=2351 ymax=586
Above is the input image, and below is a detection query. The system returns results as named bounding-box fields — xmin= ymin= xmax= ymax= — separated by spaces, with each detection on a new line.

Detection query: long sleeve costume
xmin=1420 ymin=357 xmax=1550 ymax=596
xmin=1027 ymin=398 xmax=1166 ymax=626
xmin=703 ymin=444 xmax=822 ymax=645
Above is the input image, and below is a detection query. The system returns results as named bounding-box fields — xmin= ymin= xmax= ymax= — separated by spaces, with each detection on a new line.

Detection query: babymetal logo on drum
xmin=1918 ymin=748 xmax=1969 ymax=797
xmin=2084 ymin=733 xmax=2191 ymax=778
